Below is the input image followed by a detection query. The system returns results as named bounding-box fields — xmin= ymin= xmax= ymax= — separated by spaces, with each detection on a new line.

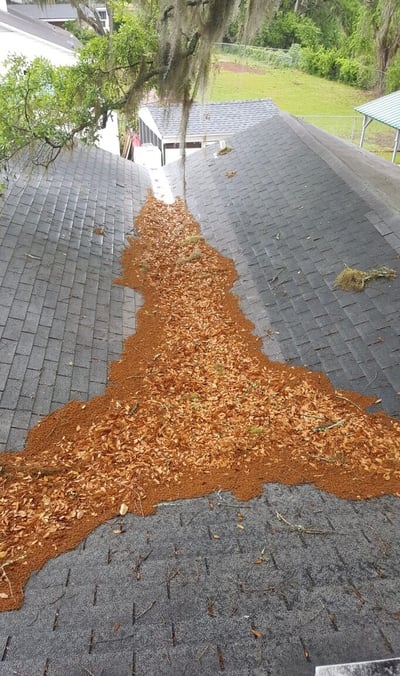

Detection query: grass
xmin=205 ymin=55 xmax=398 ymax=163
xmin=208 ymin=60 xmax=368 ymax=114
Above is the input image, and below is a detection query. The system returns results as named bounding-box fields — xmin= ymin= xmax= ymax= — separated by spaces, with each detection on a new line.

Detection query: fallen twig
xmin=276 ymin=512 xmax=333 ymax=535
xmin=0 ymin=555 xmax=26 ymax=599
xmin=313 ymin=419 xmax=345 ymax=432
xmin=335 ymin=392 xmax=363 ymax=411
xmin=134 ymin=548 xmax=152 ymax=580
xmin=136 ymin=599 xmax=156 ymax=621
xmin=311 ymin=454 xmax=344 ymax=464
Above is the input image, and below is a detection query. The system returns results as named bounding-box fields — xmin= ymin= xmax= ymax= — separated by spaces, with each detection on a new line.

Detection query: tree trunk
xmin=376 ymin=47 xmax=389 ymax=94
xmin=375 ymin=0 xmax=400 ymax=94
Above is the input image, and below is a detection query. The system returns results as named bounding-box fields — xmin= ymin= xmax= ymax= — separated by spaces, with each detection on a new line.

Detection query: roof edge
xmin=281 ymin=110 xmax=400 ymax=218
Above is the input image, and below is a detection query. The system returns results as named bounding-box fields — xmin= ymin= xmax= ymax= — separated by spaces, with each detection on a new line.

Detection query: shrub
xmin=337 ymin=56 xmax=360 ymax=86
xmin=300 ymin=47 xmax=362 ymax=87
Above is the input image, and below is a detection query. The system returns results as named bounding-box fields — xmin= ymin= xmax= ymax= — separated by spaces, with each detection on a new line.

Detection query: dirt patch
xmin=217 ymin=60 xmax=266 ymax=75
xmin=1 ymin=195 xmax=399 ymax=611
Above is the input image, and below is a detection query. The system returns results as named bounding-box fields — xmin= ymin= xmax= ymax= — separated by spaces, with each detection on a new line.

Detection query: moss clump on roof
xmin=217 ymin=145 xmax=233 ymax=156
xmin=335 ymin=265 xmax=397 ymax=292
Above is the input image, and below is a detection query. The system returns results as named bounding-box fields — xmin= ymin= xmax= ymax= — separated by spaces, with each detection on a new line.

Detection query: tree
xmin=0 ymin=8 xmax=158 ymax=164
xmin=258 ymin=0 xmax=360 ymax=50
xmin=0 ymin=0 xmax=278 ymax=165
xmin=256 ymin=10 xmax=321 ymax=49
xmin=356 ymin=0 xmax=400 ymax=93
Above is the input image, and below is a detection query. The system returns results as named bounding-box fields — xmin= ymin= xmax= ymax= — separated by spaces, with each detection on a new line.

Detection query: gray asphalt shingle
xmin=0 ymin=145 xmax=148 ymax=451
xmin=142 ymin=99 xmax=278 ymax=138
xmin=166 ymin=112 xmax=400 ymax=417
xmin=0 ymin=116 xmax=400 ymax=675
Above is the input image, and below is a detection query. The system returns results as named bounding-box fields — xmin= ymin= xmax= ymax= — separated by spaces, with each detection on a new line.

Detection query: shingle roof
xmin=8 ymin=3 xmax=78 ymax=21
xmin=0 ymin=144 xmax=150 ymax=452
xmin=166 ymin=112 xmax=400 ymax=416
xmin=1 ymin=6 xmax=80 ymax=51
xmin=355 ymin=89 xmax=400 ymax=130
xmin=142 ymin=99 xmax=279 ymax=138
xmin=0 ymin=122 xmax=400 ymax=674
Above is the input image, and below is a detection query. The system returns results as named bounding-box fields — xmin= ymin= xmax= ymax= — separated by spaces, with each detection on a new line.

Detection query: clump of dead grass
xmin=183 ymin=235 xmax=204 ymax=245
xmin=217 ymin=145 xmax=232 ymax=156
xmin=178 ymin=246 xmax=202 ymax=265
xmin=335 ymin=265 xmax=397 ymax=292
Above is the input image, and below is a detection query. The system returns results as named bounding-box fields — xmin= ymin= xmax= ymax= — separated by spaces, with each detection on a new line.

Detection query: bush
xmin=300 ymin=47 xmax=362 ymax=87
xmin=337 ymin=56 xmax=358 ymax=84
xmin=216 ymin=43 xmax=293 ymax=69
xmin=294 ymin=15 xmax=321 ymax=49
xmin=299 ymin=46 xmax=320 ymax=75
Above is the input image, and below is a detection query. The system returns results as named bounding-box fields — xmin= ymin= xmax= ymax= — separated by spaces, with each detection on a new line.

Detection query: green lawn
xmin=206 ymin=59 xmax=397 ymax=162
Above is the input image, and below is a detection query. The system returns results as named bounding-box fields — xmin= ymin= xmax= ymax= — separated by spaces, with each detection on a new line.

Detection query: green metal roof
xmin=355 ymin=90 xmax=400 ymax=130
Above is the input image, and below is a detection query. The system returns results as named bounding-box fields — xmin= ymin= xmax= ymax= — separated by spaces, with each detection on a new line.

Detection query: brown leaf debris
xmin=0 ymin=195 xmax=399 ymax=610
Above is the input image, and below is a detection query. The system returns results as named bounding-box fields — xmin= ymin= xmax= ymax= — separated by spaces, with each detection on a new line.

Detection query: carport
xmin=355 ymin=89 xmax=400 ymax=163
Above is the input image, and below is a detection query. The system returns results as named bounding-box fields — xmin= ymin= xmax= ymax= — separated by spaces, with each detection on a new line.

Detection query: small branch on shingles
xmin=165 ymin=565 xmax=180 ymax=586
xmin=276 ymin=512 xmax=333 ymax=535
xmin=135 ymin=599 xmax=156 ymax=621
xmin=320 ymin=599 xmax=339 ymax=630
xmin=351 ymin=585 xmax=365 ymax=608
xmin=240 ymin=584 xmax=280 ymax=594
xmin=93 ymin=633 xmax=135 ymax=647
xmin=134 ymin=548 xmax=152 ymax=580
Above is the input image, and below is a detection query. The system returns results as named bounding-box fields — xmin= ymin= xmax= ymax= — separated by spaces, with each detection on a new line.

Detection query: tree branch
xmin=162 ymin=0 xmax=209 ymax=22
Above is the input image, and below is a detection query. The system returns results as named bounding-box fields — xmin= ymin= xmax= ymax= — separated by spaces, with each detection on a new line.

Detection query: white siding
xmin=0 ymin=28 xmax=77 ymax=69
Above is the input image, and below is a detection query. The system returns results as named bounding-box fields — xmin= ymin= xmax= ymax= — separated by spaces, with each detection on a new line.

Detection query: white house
xmin=0 ymin=0 xmax=120 ymax=154
xmin=0 ymin=0 xmax=80 ymax=66
xmin=9 ymin=3 xmax=111 ymax=33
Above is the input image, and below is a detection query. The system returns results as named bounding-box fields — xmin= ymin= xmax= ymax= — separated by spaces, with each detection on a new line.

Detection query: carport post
xmin=359 ymin=114 xmax=372 ymax=148
xmin=391 ymin=128 xmax=400 ymax=164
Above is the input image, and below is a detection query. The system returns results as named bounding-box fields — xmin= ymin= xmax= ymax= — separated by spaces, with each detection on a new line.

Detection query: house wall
xmin=138 ymin=119 xmax=162 ymax=154
xmin=96 ymin=112 xmax=120 ymax=156
xmin=0 ymin=30 xmax=77 ymax=68
xmin=164 ymin=143 xmax=201 ymax=165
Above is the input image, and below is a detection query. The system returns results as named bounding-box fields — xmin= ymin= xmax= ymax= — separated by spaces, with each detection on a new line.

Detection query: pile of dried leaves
xmin=0 ymin=195 xmax=399 ymax=610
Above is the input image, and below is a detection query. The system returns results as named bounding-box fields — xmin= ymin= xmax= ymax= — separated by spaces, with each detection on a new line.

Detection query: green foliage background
xmin=2 ymin=0 xmax=400 ymax=166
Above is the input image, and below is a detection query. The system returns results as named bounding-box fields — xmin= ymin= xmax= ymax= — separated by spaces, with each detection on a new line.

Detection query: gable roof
xmin=8 ymin=3 xmax=78 ymax=22
xmin=141 ymin=99 xmax=278 ymax=139
xmin=1 ymin=5 xmax=80 ymax=51
xmin=0 ymin=116 xmax=400 ymax=676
